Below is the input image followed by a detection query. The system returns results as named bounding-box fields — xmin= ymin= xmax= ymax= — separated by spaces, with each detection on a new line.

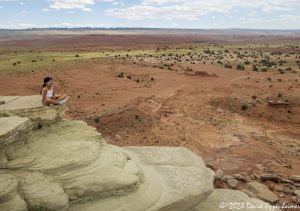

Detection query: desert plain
xmin=0 ymin=28 xmax=299 ymax=206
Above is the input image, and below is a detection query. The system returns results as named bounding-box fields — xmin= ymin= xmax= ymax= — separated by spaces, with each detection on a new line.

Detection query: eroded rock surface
xmin=246 ymin=182 xmax=279 ymax=203
xmin=0 ymin=174 xmax=27 ymax=211
xmin=125 ymin=147 xmax=214 ymax=211
xmin=0 ymin=95 xmax=68 ymax=129
xmin=0 ymin=116 xmax=32 ymax=147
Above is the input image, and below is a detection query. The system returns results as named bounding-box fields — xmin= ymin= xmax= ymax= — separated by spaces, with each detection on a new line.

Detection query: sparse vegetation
xmin=94 ymin=116 xmax=100 ymax=124
xmin=224 ymin=64 xmax=232 ymax=68
xmin=117 ymin=72 xmax=124 ymax=78
xmin=241 ymin=104 xmax=249 ymax=111
xmin=30 ymin=203 xmax=46 ymax=211
xmin=1 ymin=41 xmax=299 ymax=75
xmin=252 ymin=65 xmax=258 ymax=71
xmin=237 ymin=64 xmax=245 ymax=70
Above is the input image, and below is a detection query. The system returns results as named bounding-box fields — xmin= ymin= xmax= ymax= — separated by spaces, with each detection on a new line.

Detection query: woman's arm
xmin=42 ymin=88 xmax=47 ymax=102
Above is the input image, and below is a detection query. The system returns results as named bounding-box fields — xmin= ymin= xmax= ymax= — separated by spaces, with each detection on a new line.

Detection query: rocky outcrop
xmin=124 ymin=147 xmax=214 ymax=210
xmin=0 ymin=95 xmax=280 ymax=210
xmin=0 ymin=116 xmax=32 ymax=168
xmin=0 ymin=116 xmax=32 ymax=147
xmin=0 ymin=96 xmax=68 ymax=129
xmin=245 ymin=182 xmax=279 ymax=203
xmin=0 ymin=174 xmax=27 ymax=211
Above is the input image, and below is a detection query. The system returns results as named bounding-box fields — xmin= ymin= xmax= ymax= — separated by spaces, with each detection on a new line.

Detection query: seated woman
xmin=41 ymin=77 xmax=67 ymax=106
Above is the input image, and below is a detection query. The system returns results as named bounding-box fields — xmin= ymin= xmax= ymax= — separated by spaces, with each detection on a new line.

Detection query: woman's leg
xmin=43 ymin=98 xmax=60 ymax=106
xmin=53 ymin=94 xmax=67 ymax=102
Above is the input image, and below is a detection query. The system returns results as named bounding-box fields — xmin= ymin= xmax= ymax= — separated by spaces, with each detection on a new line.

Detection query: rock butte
xmin=0 ymin=95 xmax=278 ymax=210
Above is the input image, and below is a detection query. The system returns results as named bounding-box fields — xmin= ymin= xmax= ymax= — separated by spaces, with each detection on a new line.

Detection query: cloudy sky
xmin=0 ymin=0 xmax=300 ymax=29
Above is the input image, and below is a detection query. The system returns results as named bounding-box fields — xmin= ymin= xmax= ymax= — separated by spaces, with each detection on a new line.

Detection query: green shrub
xmin=260 ymin=59 xmax=276 ymax=67
xmin=117 ymin=72 xmax=124 ymax=78
xmin=237 ymin=64 xmax=245 ymax=70
xmin=94 ymin=116 xmax=100 ymax=124
xmin=224 ymin=64 xmax=232 ymax=68
xmin=252 ymin=65 xmax=258 ymax=71
xmin=241 ymin=104 xmax=248 ymax=111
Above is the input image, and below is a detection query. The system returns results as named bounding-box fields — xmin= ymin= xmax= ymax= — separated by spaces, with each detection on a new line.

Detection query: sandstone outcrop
xmin=245 ymin=182 xmax=279 ymax=203
xmin=0 ymin=96 xmax=68 ymax=129
xmin=0 ymin=95 xmax=279 ymax=210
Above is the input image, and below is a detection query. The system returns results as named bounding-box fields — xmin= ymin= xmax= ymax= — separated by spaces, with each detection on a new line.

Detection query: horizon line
xmin=1 ymin=27 xmax=300 ymax=31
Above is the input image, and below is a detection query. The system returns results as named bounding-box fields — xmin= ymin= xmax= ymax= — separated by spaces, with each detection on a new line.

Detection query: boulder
xmin=0 ymin=116 xmax=32 ymax=147
xmin=283 ymin=184 xmax=296 ymax=194
xmin=124 ymin=147 xmax=215 ymax=211
xmin=71 ymin=146 xmax=215 ymax=211
xmin=6 ymin=120 xmax=141 ymax=203
xmin=260 ymin=174 xmax=280 ymax=182
xmin=215 ymin=169 xmax=224 ymax=180
xmin=0 ymin=116 xmax=32 ymax=168
xmin=246 ymin=182 xmax=279 ymax=203
xmin=234 ymin=174 xmax=247 ymax=182
xmin=0 ymin=174 xmax=27 ymax=211
xmin=294 ymin=190 xmax=300 ymax=199
xmin=221 ymin=175 xmax=234 ymax=182
xmin=288 ymin=175 xmax=300 ymax=182
xmin=19 ymin=172 xmax=69 ymax=210
xmin=191 ymin=189 xmax=279 ymax=211
xmin=227 ymin=178 xmax=239 ymax=189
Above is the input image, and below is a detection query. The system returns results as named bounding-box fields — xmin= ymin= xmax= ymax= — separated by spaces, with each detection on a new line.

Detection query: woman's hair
xmin=40 ymin=77 xmax=53 ymax=95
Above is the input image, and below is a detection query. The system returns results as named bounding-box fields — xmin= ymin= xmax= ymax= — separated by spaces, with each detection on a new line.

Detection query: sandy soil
xmin=1 ymin=33 xmax=300 ymax=205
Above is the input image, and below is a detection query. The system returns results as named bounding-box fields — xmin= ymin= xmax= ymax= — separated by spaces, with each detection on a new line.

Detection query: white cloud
xmin=42 ymin=8 xmax=49 ymax=12
xmin=106 ymin=0 xmax=300 ymax=20
xmin=49 ymin=0 xmax=115 ymax=11
xmin=41 ymin=22 xmax=112 ymax=28
xmin=18 ymin=23 xmax=35 ymax=27
xmin=23 ymin=22 xmax=79 ymax=28
xmin=0 ymin=22 xmax=112 ymax=29
xmin=232 ymin=15 xmax=300 ymax=29
xmin=0 ymin=23 xmax=36 ymax=29
xmin=56 ymin=22 xmax=75 ymax=27
xmin=50 ymin=0 xmax=95 ymax=11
